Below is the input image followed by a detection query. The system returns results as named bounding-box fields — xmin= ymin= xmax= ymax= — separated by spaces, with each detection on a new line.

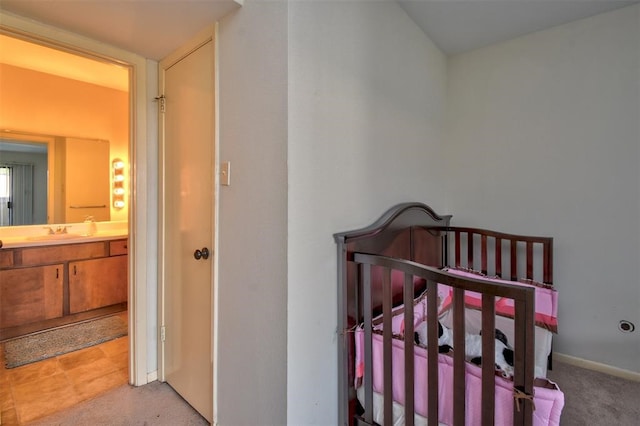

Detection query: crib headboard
xmin=334 ymin=202 xmax=452 ymax=321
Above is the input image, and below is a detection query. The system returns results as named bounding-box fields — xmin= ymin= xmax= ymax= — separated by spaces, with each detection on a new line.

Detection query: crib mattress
xmin=438 ymin=308 xmax=553 ymax=379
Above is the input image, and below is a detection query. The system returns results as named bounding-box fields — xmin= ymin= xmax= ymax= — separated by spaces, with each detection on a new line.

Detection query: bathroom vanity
xmin=0 ymin=235 xmax=127 ymax=340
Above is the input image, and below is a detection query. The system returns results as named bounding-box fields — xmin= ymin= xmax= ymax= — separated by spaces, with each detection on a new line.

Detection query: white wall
xmin=217 ymin=1 xmax=288 ymax=424
xmin=445 ymin=5 xmax=640 ymax=373
xmin=288 ymin=1 xmax=447 ymax=423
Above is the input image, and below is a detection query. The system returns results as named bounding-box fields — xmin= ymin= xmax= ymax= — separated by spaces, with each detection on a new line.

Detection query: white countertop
xmin=0 ymin=221 xmax=128 ymax=249
xmin=0 ymin=231 xmax=128 ymax=249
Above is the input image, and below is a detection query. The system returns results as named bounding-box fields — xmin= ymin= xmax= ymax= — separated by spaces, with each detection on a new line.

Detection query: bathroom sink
xmin=26 ymin=233 xmax=84 ymax=241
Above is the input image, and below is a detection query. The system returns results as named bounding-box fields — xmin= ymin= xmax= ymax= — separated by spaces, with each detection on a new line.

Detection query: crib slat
xmin=362 ymin=264 xmax=374 ymax=425
xmin=514 ymin=293 xmax=535 ymax=426
xmin=510 ymin=240 xmax=517 ymax=281
xmin=467 ymin=232 xmax=474 ymax=268
xmin=403 ymin=273 xmax=415 ymax=426
xmin=495 ymin=237 xmax=503 ymax=278
xmin=382 ymin=269 xmax=393 ymax=426
xmin=481 ymin=295 xmax=496 ymax=426
xmin=427 ymin=280 xmax=439 ymax=426
xmin=481 ymin=234 xmax=488 ymax=274
xmin=526 ymin=241 xmax=533 ymax=280
xmin=544 ymin=241 xmax=553 ymax=284
xmin=453 ymin=288 xmax=466 ymax=426
xmin=455 ymin=231 xmax=461 ymax=267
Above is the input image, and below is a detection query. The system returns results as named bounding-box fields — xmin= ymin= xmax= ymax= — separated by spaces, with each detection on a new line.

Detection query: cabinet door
xmin=0 ymin=264 xmax=64 ymax=328
xmin=69 ymin=255 xmax=127 ymax=313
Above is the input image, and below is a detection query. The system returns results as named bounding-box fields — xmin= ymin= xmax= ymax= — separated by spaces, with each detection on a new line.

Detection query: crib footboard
xmin=352 ymin=254 xmax=536 ymax=426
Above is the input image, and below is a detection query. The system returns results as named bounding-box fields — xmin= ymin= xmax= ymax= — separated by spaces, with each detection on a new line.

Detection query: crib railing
xmin=353 ymin=253 xmax=536 ymax=426
xmin=434 ymin=226 xmax=553 ymax=284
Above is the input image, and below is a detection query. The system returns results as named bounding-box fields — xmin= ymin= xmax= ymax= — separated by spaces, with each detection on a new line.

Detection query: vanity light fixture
xmin=112 ymin=158 xmax=126 ymax=210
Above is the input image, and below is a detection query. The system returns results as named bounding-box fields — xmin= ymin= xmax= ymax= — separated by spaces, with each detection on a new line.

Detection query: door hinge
xmin=160 ymin=326 xmax=166 ymax=342
xmin=155 ymin=95 xmax=166 ymax=113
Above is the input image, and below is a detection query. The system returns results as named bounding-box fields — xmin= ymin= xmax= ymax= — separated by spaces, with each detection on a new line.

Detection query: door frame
xmin=1 ymin=12 xmax=151 ymax=385
xmin=157 ymin=22 xmax=218 ymax=403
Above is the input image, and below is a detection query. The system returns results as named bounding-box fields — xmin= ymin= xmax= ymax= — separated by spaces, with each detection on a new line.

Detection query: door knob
xmin=193 ymin=247 xmax=210 ymax=260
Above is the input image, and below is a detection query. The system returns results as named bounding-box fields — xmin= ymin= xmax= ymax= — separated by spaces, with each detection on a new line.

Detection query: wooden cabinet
xmin=0 ymin=250 xmax=13 ymax=268
xmin=0 ymin=238 xmax=127 ymax=338
xmin=70 ymin=255 xmax=128 ymax=313
xmin=0 ymin=264 xmax=63 ymax=328
xmin=109 ymin=239 xmax=128 ymax=256
xmin=21 ymin=241 xmax=106 ymax=265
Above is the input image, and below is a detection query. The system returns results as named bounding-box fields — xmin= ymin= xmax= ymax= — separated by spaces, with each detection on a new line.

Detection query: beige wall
xmin=0 ymin=63 xmax=129 ymax=222
xmin=288 ymin=1 xmax=448 ymax=423
xmin=217 ymin=1 xmax=288 ymax=425
xmin=445 ymin=4 xmax=640 ymax=373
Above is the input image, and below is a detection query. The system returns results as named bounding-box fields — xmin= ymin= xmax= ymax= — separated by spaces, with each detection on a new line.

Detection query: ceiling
xmin=0 ymin=34 xmax=129 ymax=91
xmin=0 ymin=0 xmax=637 ymax=77
xmin=0 ymin=0 xmax=242 ymax=61
xmin=398 ymin=0 xmax=639 ymax=55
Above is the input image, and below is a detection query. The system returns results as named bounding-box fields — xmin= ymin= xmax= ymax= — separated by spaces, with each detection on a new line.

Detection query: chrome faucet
xmin=43 ymin=226 xmax=69 ymax=235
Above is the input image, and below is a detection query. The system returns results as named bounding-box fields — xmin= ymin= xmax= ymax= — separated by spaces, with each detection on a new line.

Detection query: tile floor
xmin=0 ymin=312 xmax=129 ymax=425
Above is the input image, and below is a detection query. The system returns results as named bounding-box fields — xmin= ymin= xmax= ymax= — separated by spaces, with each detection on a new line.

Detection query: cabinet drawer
xmin=110 ymin=239 xmax=128 ymax=256
xmin=0 ymin=250 xmax=13 ymax=268
xmin=21 ymin=242 xmax=106 ymax=266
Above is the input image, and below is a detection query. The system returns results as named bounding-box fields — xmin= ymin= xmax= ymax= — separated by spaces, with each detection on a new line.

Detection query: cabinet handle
xmin=56 ymin=268 xmax=59 ymax=279
xmin=74 ymin=265 xmax=77 ymax=275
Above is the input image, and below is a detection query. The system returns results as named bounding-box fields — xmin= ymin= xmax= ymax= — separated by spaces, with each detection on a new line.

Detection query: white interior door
xmin=159 ymin=31 xmax=215 ymax=423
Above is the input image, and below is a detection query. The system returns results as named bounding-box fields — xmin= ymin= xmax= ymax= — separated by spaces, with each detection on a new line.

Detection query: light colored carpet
xmin=27 ymin=381 xmax=208 ymax=426
xmin=547 ymin=359 xmax=640 ymax=425
xmin=4 ymin=315 xmax=127 ymax=368
xmin=26 ymin=359 xmax=640 ymax=426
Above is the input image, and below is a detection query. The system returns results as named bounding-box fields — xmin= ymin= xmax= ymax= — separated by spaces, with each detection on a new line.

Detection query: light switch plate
xmin=221 ymin=161 xmax=231 ymax=186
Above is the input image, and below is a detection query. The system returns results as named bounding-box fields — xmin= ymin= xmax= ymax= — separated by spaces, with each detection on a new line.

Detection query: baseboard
xmin=553 ymin=352 xmax=640 ymax=382
xmin=147 ymin=371 xmax=158 ymax=383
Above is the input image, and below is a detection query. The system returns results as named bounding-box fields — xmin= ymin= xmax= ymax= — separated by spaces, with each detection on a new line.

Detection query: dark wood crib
xmin=335 ymin=202 xmax=558 ymax=426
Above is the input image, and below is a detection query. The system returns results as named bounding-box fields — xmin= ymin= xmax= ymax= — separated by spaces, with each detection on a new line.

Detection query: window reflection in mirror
xmin=0 ymin=138 xmax=48 ymax=226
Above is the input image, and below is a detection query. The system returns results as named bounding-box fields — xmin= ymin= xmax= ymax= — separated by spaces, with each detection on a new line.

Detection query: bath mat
xmin=3 ymin=315 xmax=127 ymax=369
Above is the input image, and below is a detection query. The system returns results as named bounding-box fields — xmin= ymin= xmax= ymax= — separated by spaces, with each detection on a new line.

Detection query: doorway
xmin=0 ymin=28 xmax=142 ymax=422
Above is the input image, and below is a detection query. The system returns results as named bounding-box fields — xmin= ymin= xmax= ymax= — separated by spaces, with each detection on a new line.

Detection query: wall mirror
xmin=0 ymin=131 xmax=111 ymax=226
xmin=0 ymin=32 xmax=130 ymax=227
